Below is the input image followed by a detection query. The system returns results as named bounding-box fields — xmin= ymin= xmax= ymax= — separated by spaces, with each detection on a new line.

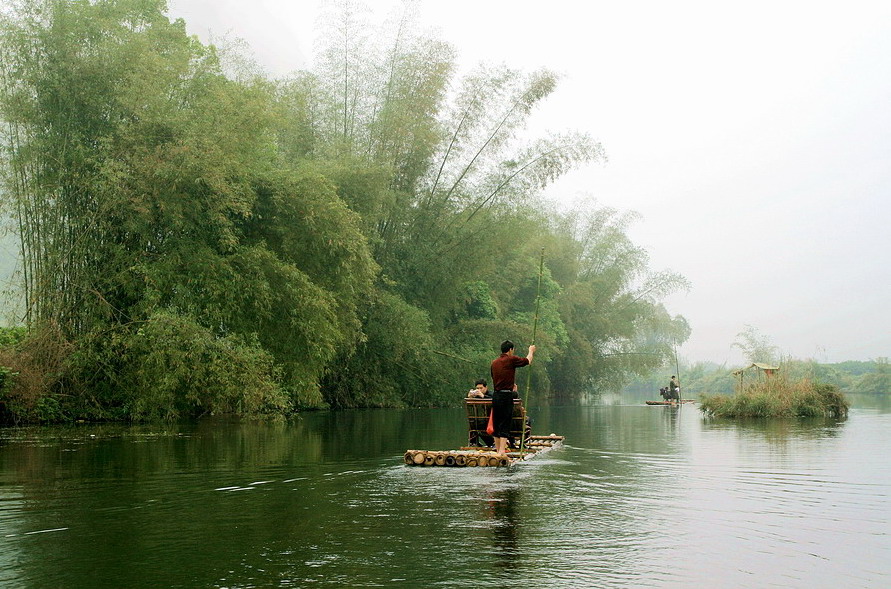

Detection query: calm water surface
xmin=1 ymin=394 xmax=890 ymax=588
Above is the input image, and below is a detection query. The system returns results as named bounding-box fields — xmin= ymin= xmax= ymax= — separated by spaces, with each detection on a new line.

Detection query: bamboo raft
xmin=404 ymin=398 xmax=564 ymax=467
xmin=645 ymin=399 xmax=696 ymax=405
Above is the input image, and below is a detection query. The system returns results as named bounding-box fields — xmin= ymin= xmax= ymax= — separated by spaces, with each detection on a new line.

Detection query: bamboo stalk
xmin=520 ymin=247 xmax=545 ymax=456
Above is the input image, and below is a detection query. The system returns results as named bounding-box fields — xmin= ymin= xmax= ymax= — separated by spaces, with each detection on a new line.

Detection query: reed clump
xmin=0 ymin=324 xmax=72 ymax=424
xmin=700 ymin=375 xmax=849 ymax=418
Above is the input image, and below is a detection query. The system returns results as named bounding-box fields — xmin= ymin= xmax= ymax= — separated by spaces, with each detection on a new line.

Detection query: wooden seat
xmin=464 ymin=398 xmax=527 ymax=448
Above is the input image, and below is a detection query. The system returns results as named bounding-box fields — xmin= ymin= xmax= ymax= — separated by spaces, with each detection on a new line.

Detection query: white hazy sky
xmin=168 ymin=0 xmax=891 ymax=365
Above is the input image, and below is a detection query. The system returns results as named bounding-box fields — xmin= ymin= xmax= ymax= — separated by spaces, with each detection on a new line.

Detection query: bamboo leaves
xmin=0 ymin=0 xmax=693 ymax=420
xmin=0 ymin=0 xmax=380 ymax=415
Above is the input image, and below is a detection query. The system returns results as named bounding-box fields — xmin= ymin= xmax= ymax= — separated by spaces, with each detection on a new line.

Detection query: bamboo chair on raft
xmin=463 ymin=398 xmax=529 ymax=451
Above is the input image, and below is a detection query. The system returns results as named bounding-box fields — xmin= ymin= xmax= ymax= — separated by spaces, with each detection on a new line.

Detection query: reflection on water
xmin=486 ymin=485 xmax=520 ymax=570
xmin=0 ymin=400 xmax=889 ymax=588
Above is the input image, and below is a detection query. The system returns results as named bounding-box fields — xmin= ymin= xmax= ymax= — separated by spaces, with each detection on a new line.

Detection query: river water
xmin=1 ymin=394 xmax=889 ymax=588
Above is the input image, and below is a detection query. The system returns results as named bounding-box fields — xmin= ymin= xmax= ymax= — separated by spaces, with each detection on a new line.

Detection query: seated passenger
xmin=467 ymin=379 xmax=492 ymax=399
xmin=467 ymin=379 xmax=494 ymax=447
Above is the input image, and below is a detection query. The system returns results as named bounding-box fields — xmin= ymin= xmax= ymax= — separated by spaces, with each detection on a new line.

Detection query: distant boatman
xmin=669 ymin=375 xmax=680 ymax=402
xmin=490 ymin=340 xmax=535 ymax=455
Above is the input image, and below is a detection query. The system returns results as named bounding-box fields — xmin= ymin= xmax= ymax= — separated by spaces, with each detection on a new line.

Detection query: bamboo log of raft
xmin=403 ymin=436 xmax=564 ymax=468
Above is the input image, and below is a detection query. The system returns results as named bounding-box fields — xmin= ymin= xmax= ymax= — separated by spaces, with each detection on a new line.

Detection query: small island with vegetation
xmin=627 ymin=326 xmax=888 ymax=418
xmin=700 ymin=376 xmax=850 ymax=419
xmin=694 ymin=331 xmax=856 ymax=419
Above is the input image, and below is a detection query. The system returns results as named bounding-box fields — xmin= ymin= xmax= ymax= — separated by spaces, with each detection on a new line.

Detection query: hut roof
xmin=732 ymin=362 xmax=780 ymax=375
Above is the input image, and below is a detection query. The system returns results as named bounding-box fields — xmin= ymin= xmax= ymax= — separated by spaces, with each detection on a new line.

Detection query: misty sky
xmin=168 ymin=0 xmax=891 ymax=365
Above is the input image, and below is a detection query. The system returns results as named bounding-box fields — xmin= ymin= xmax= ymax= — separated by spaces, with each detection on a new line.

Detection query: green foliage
xmin=0 ymin=0 xmax=378 ymax=420
xmin=545 ymin=203 xmax=690 ymax=395
xmin=849 ymin=357 xmax=891 ymax=393
xmin=458 ymin=281 xmax=500 ymax=320
xmin=67 ymin=311 xmax=289 ymax=421
xmin=321 ymin=289 xmax=450 ymax=408
xmin=0 ymin=322 xmax=72 ymax=424
xmin=0 ymin=326 xmax=26 ymax=348
xmin=0 ymin=0 xmax=695 ymax=421
xmin=700 ymin=376 xmax=849 ymax=419
xmin=0 ymin=365 xmax=17 ymax=419
xmin=33 ymin=394 xmax=64 ymax=422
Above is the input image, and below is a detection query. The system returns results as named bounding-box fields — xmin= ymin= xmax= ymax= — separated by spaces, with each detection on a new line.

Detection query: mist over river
xmin=2 ymin=394 xmax=889 ymax=588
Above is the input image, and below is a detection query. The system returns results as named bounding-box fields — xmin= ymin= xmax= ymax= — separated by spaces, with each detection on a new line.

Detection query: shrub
xmin=0 ymin=326 xmax=27 ymax=349
xmin=66 ymin=311 xmax=291 ymax=421
xmin=0 ymin=323 xmax=73 ymax=424
xmin=700 ymin=375 xmax=849 ymax=419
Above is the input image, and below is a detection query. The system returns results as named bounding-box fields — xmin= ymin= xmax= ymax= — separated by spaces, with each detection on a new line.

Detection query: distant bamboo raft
xmin=404 ymin=435 xmax=565 ymax=468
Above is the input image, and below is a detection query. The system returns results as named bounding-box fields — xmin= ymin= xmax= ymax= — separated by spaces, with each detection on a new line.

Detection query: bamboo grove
xmin=0 ymin=0 xmax=690 ymax=423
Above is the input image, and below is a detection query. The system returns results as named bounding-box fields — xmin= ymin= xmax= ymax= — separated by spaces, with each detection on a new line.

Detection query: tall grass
xmin=700 ymin=373 xmax=849 ymax=418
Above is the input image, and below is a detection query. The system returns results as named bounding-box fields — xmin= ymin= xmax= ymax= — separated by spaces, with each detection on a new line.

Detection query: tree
xmin=851 ymin=357 xmax=891 ymax=394
xmin=732 ymin=325 xmax=780 ymax=364
xmin=546 ymin=201 xmax=690 ymax=394
xmin=0 ymin=0 xmax=694 ymax=419
xmin=0 ymin=0 xmax=378 ymax=417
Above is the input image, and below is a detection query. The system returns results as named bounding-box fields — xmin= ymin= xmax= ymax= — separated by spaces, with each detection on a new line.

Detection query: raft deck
xmin=404 ymin=398 xmax=564 ymax=467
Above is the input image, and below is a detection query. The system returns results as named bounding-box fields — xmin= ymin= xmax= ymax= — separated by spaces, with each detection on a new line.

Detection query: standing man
xmin=669 ymin=375 xmax=680 ymax=402
xmin=490 ymin=340 xmax=536 ymax=455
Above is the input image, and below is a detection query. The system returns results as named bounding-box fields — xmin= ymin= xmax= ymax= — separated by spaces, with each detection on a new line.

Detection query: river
xmin=1 ymin=394 xmax=889 ymax=588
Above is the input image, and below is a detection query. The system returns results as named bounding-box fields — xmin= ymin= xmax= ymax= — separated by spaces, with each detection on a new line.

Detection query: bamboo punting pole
xmin=520 ymin=247 xmax=545 ymax=456
xmin=675 ymin=345 xmax=683 ymax=405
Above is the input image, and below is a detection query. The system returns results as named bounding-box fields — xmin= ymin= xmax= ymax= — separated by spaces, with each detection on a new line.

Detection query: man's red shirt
xmin=490 ymin=353 xmax=530 ymax=391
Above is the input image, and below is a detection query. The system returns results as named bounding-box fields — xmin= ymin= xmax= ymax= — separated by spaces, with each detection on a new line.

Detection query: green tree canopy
xmin=0 ymin=0 xmax=692 ymax=421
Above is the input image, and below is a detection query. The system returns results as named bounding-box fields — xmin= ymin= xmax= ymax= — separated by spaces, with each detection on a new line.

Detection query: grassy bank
xmin=700 ymin=377 xmax=849 ymax=418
